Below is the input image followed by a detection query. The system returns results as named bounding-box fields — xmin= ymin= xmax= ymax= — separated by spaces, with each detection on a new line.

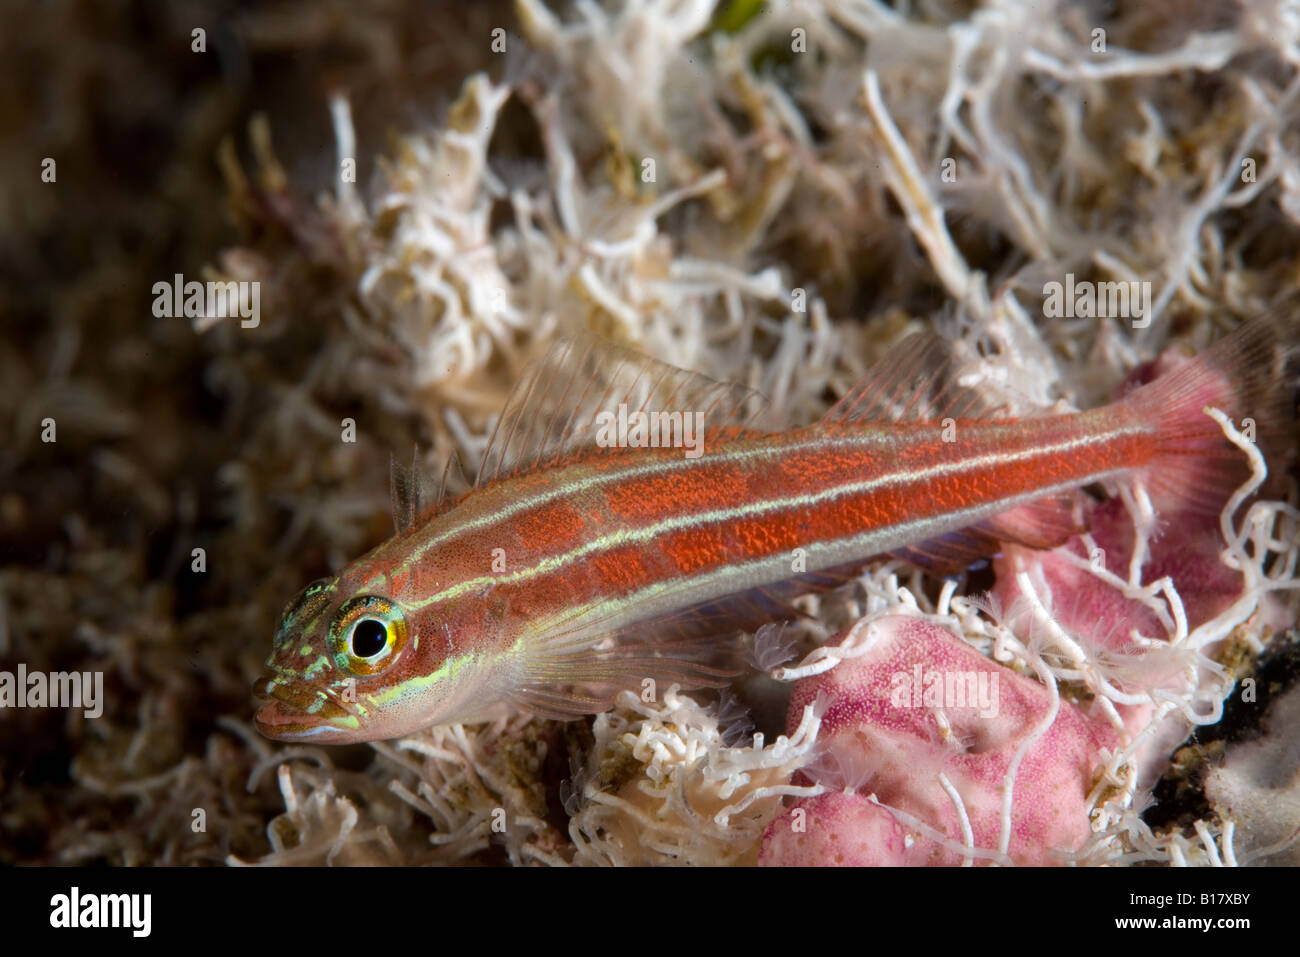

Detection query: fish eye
xmin=330 ymin=595 xmax=408 ymax=675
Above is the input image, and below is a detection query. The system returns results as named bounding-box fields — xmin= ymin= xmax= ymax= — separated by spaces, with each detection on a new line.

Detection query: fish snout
xmin=252 ymin=671 xmax=354 ymax=739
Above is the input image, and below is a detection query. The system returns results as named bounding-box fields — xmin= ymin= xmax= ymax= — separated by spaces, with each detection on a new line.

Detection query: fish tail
xmin=1119 ymin=307 xmax=1299 ymax=516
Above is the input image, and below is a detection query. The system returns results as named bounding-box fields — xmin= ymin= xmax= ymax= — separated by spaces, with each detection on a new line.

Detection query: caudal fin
xmin=1120 ymin=308 xmax=1299 ymax=517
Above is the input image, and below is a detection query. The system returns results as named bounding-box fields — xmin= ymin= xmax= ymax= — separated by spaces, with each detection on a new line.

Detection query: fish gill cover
xmin=1 ymin=0 xmax=1298 ymax=868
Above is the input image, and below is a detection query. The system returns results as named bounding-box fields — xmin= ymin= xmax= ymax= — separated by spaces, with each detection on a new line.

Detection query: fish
xmin=253 ymin=313 xmax=1296 ymax=743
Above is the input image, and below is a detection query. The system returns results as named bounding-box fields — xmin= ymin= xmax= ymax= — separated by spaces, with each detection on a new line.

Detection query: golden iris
xmin=329 ymin=595 xmax=408 ymax=675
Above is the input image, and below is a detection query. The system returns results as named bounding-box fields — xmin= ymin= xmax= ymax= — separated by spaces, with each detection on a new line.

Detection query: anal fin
xmin=506 ymin=572 xmax=876 ymax=720
xmin=889 ymin=493 xmax=1085 ymax=575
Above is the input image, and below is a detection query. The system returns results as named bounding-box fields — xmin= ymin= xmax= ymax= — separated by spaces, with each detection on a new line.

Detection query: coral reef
xmin=3 ymin=0 xmax=1298 ymax=866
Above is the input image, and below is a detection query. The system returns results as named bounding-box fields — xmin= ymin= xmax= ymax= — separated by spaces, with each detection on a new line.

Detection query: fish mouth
xmin=252 ymin=672 xmax=357 ymax=741
xmin=254 ymin=698 xmax=316 ymax=732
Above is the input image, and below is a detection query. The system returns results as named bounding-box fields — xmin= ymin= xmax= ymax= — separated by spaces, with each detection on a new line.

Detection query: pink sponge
xmin=993 ymin=497 xmax=1242 ymax=662
xmin=989 ymin=490 xmax=1257 ymax=787
xmin=760 ymin=792 xmax=916 ymax=866
xmin=760 ymin=616 xmax=1119 ymax=866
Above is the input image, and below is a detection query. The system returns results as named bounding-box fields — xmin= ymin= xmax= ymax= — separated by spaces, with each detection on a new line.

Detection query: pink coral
xmin=759 ymin=616 xmax=1119 ymax=866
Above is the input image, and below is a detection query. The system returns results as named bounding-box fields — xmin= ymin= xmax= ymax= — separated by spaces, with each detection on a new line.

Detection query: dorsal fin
xmin=390 ymin=446 xmax=466 ymax=536
xmin=389 ymin=446 xmax=426 ymax=537
xmin=825 ymin=331 xmax=1080 ymax=575
xmin=824 ymin=331 xmax=1008 ymax=425
xmin=433 ymin=448 xmax=470 ymax=507
xmin=475 ymin=332 xmax=771 ymax=487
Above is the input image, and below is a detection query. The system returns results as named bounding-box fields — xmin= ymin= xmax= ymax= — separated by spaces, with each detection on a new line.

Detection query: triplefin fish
xmin=254 ymin=315 xmax=1296 ymax=742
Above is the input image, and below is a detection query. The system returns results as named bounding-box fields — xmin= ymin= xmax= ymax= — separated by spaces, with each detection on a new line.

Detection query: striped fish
xmin=254 ymin=315 xmax=1295 ymax=742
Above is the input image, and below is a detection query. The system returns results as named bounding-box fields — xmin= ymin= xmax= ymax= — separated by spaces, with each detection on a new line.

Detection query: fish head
xmin=253 ymin=575 xmax=391 ymax=743
xmin=253 ymin=561 xmax=498 ymax=743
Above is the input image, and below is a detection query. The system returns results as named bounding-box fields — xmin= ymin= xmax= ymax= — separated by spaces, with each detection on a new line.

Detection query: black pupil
xmin=352 ymin=619 xmax=388 ymax=658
